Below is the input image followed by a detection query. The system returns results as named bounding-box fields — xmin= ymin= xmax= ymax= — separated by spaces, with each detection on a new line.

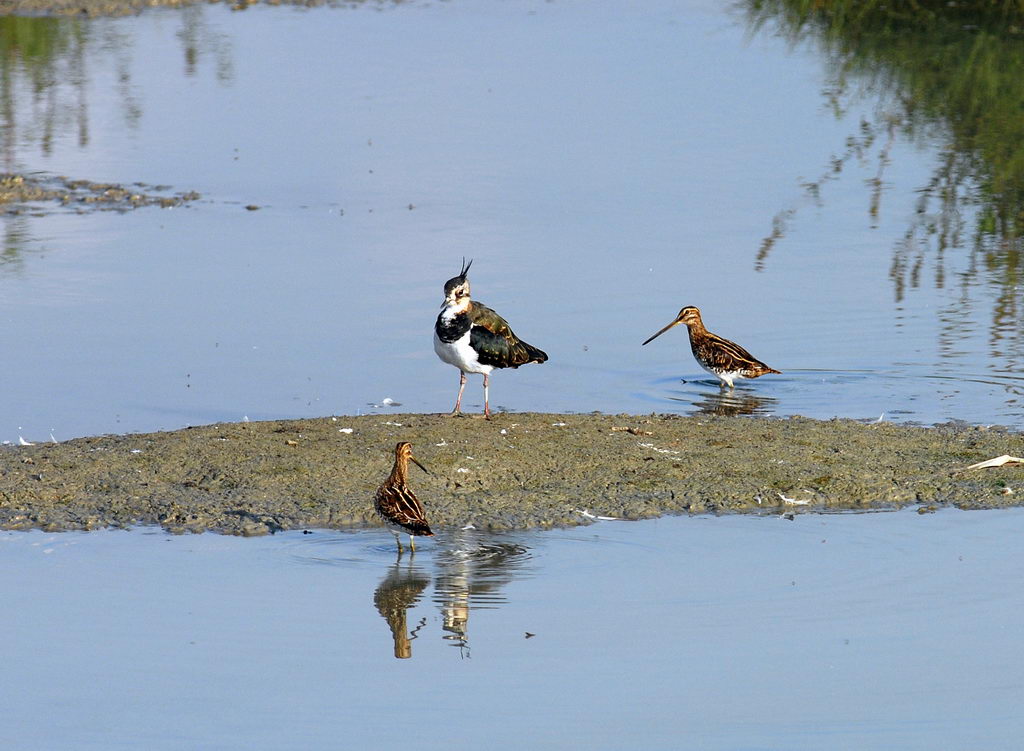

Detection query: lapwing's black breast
xmin=435 ymin=311 xmax=471 ymax=343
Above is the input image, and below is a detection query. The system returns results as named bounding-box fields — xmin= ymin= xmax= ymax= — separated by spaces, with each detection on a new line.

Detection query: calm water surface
xmin=0 ymin=0 xmax=1021 ymax=440
xmin=3 ymin=509 xmax=1023 ymax=750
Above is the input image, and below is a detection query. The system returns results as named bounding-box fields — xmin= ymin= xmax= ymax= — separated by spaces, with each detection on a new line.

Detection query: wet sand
xmin=1 ymin=412 xmax=1020 ymax=535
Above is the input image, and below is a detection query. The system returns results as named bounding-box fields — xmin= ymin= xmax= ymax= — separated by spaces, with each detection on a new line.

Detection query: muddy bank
xmin=1 ymin=173 xmax=199 ymax=214
xmin=0 ymin=413 xmax=1021 ymax=535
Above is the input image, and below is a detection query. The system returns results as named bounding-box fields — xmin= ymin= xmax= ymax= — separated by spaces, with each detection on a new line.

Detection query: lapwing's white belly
xmin=434 ymin=329 xmax=494 ymax=375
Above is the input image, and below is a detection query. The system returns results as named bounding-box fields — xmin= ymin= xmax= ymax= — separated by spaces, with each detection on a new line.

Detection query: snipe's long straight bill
xmin=410 ymin=456 xmax=430 ymax=475
xmin=642 ymin=318 xmax=682 ymax=346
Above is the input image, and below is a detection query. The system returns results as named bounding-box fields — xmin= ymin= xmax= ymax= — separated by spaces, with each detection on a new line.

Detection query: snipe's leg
xmin=409 ymin=535 xmax=416 ymax=553
xmin=392 ymin=532 xmax=404 ymax=554
xmin=452 ymin=371 xmax=467 ymax=414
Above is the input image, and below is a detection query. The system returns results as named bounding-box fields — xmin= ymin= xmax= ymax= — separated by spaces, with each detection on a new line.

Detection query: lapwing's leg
xmin=452 ymin=371 xmax=467 ymax=414
xmin=483 ymin=373 xmax=491 ymax=418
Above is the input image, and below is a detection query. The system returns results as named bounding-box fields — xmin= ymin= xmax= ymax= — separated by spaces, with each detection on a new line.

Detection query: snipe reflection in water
xmin=371 ymin=531 xmax=532 ymax=659
xmin=677 ymin=387 xmax=776 ymax=417
xmin=373 ymin=558 xmax=430 ymax=660
xmin=650 ymin=373 xmax=777 ymax=416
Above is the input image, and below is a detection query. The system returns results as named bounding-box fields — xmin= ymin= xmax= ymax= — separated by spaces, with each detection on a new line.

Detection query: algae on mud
xmin=1 ymin=173 xmax=200 ymax=214
xmin=0 ymin=412 xmax=1021 ymax=535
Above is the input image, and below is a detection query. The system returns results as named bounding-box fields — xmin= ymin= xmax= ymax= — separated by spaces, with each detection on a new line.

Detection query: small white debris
xmin=462 ymin=523 xmax=476 ymax=530
xmin=456 ymin=468 xmax=470 ymax=473
xmin=339 ymin=428 xmax=354 ymax=434
xmin=551 ymin=422 xmax=567 ymax=427
xmin=18 ymin=437 xmax=34 ymax=446
xmin=331 ymin=417 xmax=337 ymax=422
xmin=500 ymin=429 xmax=507 ymax=435
xmin=381 ymin=397 xmax=401 ymax=406
xmin=243 ymin=415 xmax=250 ymax=422
xmin=966 ymin=454 xmax=1024 ymax=470
xmin=465 ymin=456 xmax=475 ymax=460
xmin=638 ymin=442 xmax=680 ymax=456
xmin=435 ymin=440 xmax=449 ymax=447
xmin=778 ymin=492 xmax=811 ymax=506
xmin=575 ymin=509 xmax=621 ymax=521
xmin=382 ymin=421 xmax=403 ymax=427
xmin=874 ymin=413 xmax=885 ymax=423
xmin=130 ymin=449 xmax=142 ymax=454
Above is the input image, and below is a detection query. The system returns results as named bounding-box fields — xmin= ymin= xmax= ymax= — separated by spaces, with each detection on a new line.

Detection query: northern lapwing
xmin=374 ymin=442 xmax=433 ymax=553
xmin=642 ymin=305 xmax=780 ymax=388
xmin=433 ymin=260 xmax=548 ymax=417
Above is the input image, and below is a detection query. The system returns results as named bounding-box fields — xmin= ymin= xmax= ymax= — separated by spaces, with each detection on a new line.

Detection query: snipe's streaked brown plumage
xmin=642 ymin=305 xmax=781 ymax=388
xmin=374 ymin=442 xmax=434 ymax=553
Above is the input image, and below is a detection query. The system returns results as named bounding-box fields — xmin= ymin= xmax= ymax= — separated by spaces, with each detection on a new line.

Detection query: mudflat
xmin=1 ymin=173 xmax=199 ymax=214
xmin=1 ymin=412 xmax=1020 ymax=535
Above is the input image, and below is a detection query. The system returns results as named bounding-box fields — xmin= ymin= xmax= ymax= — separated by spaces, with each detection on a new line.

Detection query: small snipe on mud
xmin=374 ymin=442 xmax=434 ymax=553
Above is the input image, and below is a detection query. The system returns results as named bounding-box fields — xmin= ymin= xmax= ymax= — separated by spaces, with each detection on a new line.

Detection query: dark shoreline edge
xmin=1 ymin=412 xmax=1021 ymax=535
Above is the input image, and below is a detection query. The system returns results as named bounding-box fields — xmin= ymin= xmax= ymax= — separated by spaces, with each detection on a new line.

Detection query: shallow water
xmin=3 ymin=508 xmax=1022 ymax=749
xmin=1 ymin=0 xmax=1022 ymax=441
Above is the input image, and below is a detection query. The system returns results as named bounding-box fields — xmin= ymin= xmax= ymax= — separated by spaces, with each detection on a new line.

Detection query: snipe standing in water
xmin=433 ymin=259 xmax=548 ymax=418
xmin=374 ymin=442 xmax=434 ymax=553
xmin=642 ymin=305 xmax=781 ymax=388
